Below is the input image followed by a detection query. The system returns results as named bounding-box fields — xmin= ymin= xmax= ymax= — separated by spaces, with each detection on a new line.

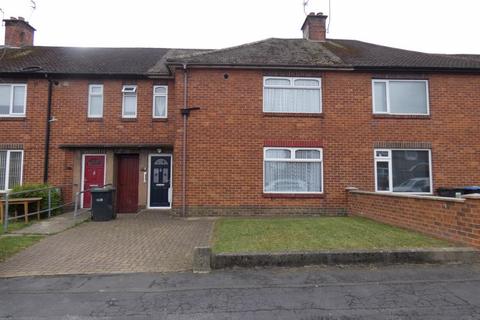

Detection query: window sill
xmin=373 ymin=114 xmax=430 ymax=119
xmin=87 ymin=118 xmax=103 ymax=122
xmin=263 ymin=193 xmax=325 ymax=199
xmin=263 ymin=113 xmax=324 ymax=118
xmin=152 ymin=118 xmax=168 ymax=122
xmin=0 ymin=116 xmax=26 ymax=121
xmin=121 ymin=118 xmax=138 ymax=122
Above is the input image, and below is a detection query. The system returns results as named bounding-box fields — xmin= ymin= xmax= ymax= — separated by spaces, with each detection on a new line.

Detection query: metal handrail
xmin=3 ymin=184 xmax=72 ymax=197
xmin=2 ymin=184 xmax=75 ymax=232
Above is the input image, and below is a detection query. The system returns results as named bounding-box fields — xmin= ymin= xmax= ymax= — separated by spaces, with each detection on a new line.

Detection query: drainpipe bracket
xmin=181 ymin=107 xmax=201 ymax=116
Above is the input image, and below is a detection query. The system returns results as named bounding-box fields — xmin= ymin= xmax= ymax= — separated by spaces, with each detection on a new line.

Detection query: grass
xmin=0 ymin=235 xmax=43 ymax=262
xmin=0 ymin=221 xmax=32 ymax=235
xmin=213 ymin=216 xmax=453 ymax=253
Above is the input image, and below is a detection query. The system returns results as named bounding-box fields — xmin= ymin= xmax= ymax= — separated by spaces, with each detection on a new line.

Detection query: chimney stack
xmin=301 ymin=12 xmax=328 ymax=42
xmin=3 ymin=17 xmax=36 ymax=47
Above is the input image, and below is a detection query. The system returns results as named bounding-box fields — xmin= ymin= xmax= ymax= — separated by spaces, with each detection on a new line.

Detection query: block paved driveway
xmin=0 ymin=211 xmax=214 ymax=277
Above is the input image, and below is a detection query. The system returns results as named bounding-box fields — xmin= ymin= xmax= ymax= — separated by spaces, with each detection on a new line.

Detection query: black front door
xmin=149 ymin=155 xmax=171 ymax=208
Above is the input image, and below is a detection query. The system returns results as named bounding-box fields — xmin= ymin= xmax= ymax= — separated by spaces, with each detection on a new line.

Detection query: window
xmin=263 ymin=77 xmax=321 ymax=113
xmin=88 ymin=84 xmax=103 ymax=118
xmin=0 ymin=150 xmax=23 ymax=191
xmin=153 ymin=86 xmax=168 ymax=118
xmin=374 ymin=149 xmax=432 ymax=193
xmin=264 ymin=147 xmax=323 ymax=193
xmin=122 ymin=85 xmax=137 ymax=118
xmin=372 ymin=80 xmax=429 ymax=115
xmin=0 ymin=84 xmax=27 ymax=116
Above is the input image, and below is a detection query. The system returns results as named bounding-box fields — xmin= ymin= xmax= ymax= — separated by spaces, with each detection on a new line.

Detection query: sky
xmin=0 ymin=0 xmax=479 ymax=54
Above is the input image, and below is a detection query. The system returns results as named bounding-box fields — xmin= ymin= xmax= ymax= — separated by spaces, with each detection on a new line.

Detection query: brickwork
xmin=347 ymin=190 xmax=480 ymax=248
xmin=0 ymin=211 xmax=214 ymax=277
xmin=2 ymin=69 xmax=480 ymax=215
xmin=3 ymin=19 xmax=35 ymax=47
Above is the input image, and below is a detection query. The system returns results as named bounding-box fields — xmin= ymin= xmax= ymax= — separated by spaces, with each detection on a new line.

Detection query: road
xmin=1 ymin=264 xmax=480 ymax=319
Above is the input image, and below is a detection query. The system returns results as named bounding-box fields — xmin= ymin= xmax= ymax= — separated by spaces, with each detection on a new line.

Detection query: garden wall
xmin=346 ymin=188 xmax=480 ymax=248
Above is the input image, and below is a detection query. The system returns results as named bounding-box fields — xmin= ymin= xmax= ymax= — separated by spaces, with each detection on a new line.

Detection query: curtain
xmin=123 ymin=94 xmax=137 ymax=116
xmin=265 ymin=161 xmax=322 ymax=192
xmin=154 ymin=96 xmax=167 ymax=117
xmin=264 ymin=87 xmax=320 ymax=113
xmin=8 ymin=151 xmax=22 ymax=189
xmin=0 ymin=151 xmax=6 ymax=190
xmin=89 ymin=95 xmax=103 ymax=116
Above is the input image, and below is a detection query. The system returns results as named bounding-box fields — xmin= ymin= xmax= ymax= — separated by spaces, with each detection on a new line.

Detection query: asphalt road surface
xmin=1 ymin=263 xmax=480 ymax=319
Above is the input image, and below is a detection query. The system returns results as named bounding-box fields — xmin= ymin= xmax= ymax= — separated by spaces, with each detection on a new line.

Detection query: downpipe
xmin=182 ymin=64 xmax=188 ymax=217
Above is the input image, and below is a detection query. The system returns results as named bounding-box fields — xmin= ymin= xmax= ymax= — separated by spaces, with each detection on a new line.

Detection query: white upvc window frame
xmin=372 ymin=79 xmax=430 ymax=115
xmin=0 ymin=84 xmax=27 ymax=117
xmin=374 ymin=148 xmax=433 ymax=194
xmin=0 ymin=150 xmax=24 ymax=192
xmin=122 ymin=85 xmax=137 ymax=118
xmin=88 ymin=84 xmax=104 ymax=118
xmin=263 ymin=147 xmax=324 ymax=194
xmin=263 ymin=76 xmax=322 ymax=113
xmin=152 ymin=85 xmax=168 ymax=119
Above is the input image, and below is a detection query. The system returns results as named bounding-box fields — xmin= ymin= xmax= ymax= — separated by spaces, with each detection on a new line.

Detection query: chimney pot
xmin=3 ymin=18 xmax=36 ymax=47
xmin=301 ymin=12 xmax=328 ymax=42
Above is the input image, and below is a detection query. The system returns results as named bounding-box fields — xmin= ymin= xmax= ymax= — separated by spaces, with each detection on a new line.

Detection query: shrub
xmin=9 ymin=183 xmax=62 ymax=216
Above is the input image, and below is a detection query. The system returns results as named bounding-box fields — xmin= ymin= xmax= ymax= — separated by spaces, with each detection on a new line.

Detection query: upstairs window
xmin=0 ymin=150 xmax=23 ymax=191
xmin=374 ymin=149 xmax=432 ymax=193
xmin=373 ymin=80 xmax=429 ymax=115
xmin=0 ymin=84 xmax=26 ymax=116
xmin=88 ymin=84 xmax=103 ymax=118
xmin=264 ymin=147 xmax=323 ymax=194
xmin=153 ymin=86 xmax=168 ymax=118
xmin=263 ymin=77 xmax=321 ymax=113
xmin=122 ymin=85 xmax=137 ymax=118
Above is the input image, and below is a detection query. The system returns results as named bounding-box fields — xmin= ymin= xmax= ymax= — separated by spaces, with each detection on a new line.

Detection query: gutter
xmin=165 ymin=63 xmax=480 ymax=74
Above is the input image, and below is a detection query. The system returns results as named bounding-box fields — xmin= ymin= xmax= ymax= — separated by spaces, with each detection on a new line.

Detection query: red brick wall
xmin=347 ymin=190 xmax=480 ymax=248
xmin=4 ymin=21 xmax=34 ymax=47
xmin=1 ymin=78 xmax=176 ymax=202
xmin=0 ymin=79 xmax=47 ymax=185
xmin=2 ymin=69 xmax=480 ymax=215
xmin=171 ymin=68 xmax=480 ymax=214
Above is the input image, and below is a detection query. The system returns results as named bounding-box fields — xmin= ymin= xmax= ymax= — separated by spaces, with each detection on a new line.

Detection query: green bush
xmin=9 ymin=183 xmax=62 ymax=216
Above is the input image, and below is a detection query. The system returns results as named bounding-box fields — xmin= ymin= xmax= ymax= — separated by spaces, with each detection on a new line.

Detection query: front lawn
xmin=213 ymin=216 xmax=453 ymax=253
xmin=0 ymin=221 xmax=32 ymax=235
xmin=0 ymin=235 xmax=43 ymax=262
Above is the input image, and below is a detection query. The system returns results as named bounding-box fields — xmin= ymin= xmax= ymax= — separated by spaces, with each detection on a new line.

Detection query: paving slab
xmin=0 ymin=210 xmax=214 ymax=277
xmin=11 ymin=209 xmax=90 ymax=235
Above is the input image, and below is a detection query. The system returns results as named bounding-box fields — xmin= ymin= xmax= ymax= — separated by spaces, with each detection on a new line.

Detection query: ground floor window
xmin=0 ymin=150 xmax=23 ymax=191
xmin=375 ymin=149 xmax=431 ymax=193
xmin=264 ymin=147 xmax=323 ymax=193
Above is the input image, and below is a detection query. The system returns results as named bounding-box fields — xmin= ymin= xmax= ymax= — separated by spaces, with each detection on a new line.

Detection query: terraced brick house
xmin=1 ymin=14 xmax=480 ymax=215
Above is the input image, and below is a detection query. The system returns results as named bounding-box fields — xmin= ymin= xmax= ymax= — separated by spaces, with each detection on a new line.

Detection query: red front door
xmin=116 ymin=154 xmax=139 ymax=213
xmin=82 ymin=155 xmax=106 ymax=208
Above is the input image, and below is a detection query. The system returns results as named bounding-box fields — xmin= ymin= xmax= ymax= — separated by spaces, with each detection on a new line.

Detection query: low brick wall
xmin=347 ymin=189 xmax=480 ymax=248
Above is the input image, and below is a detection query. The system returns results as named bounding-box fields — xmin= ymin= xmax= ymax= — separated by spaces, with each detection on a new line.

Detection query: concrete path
xmin=11 ymin=209 xmax=90 ymax=235
xmin=1 ymin=264 xmax=480 ymax=319
xmin=0 ymin=211 xmax=214 ymax=277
